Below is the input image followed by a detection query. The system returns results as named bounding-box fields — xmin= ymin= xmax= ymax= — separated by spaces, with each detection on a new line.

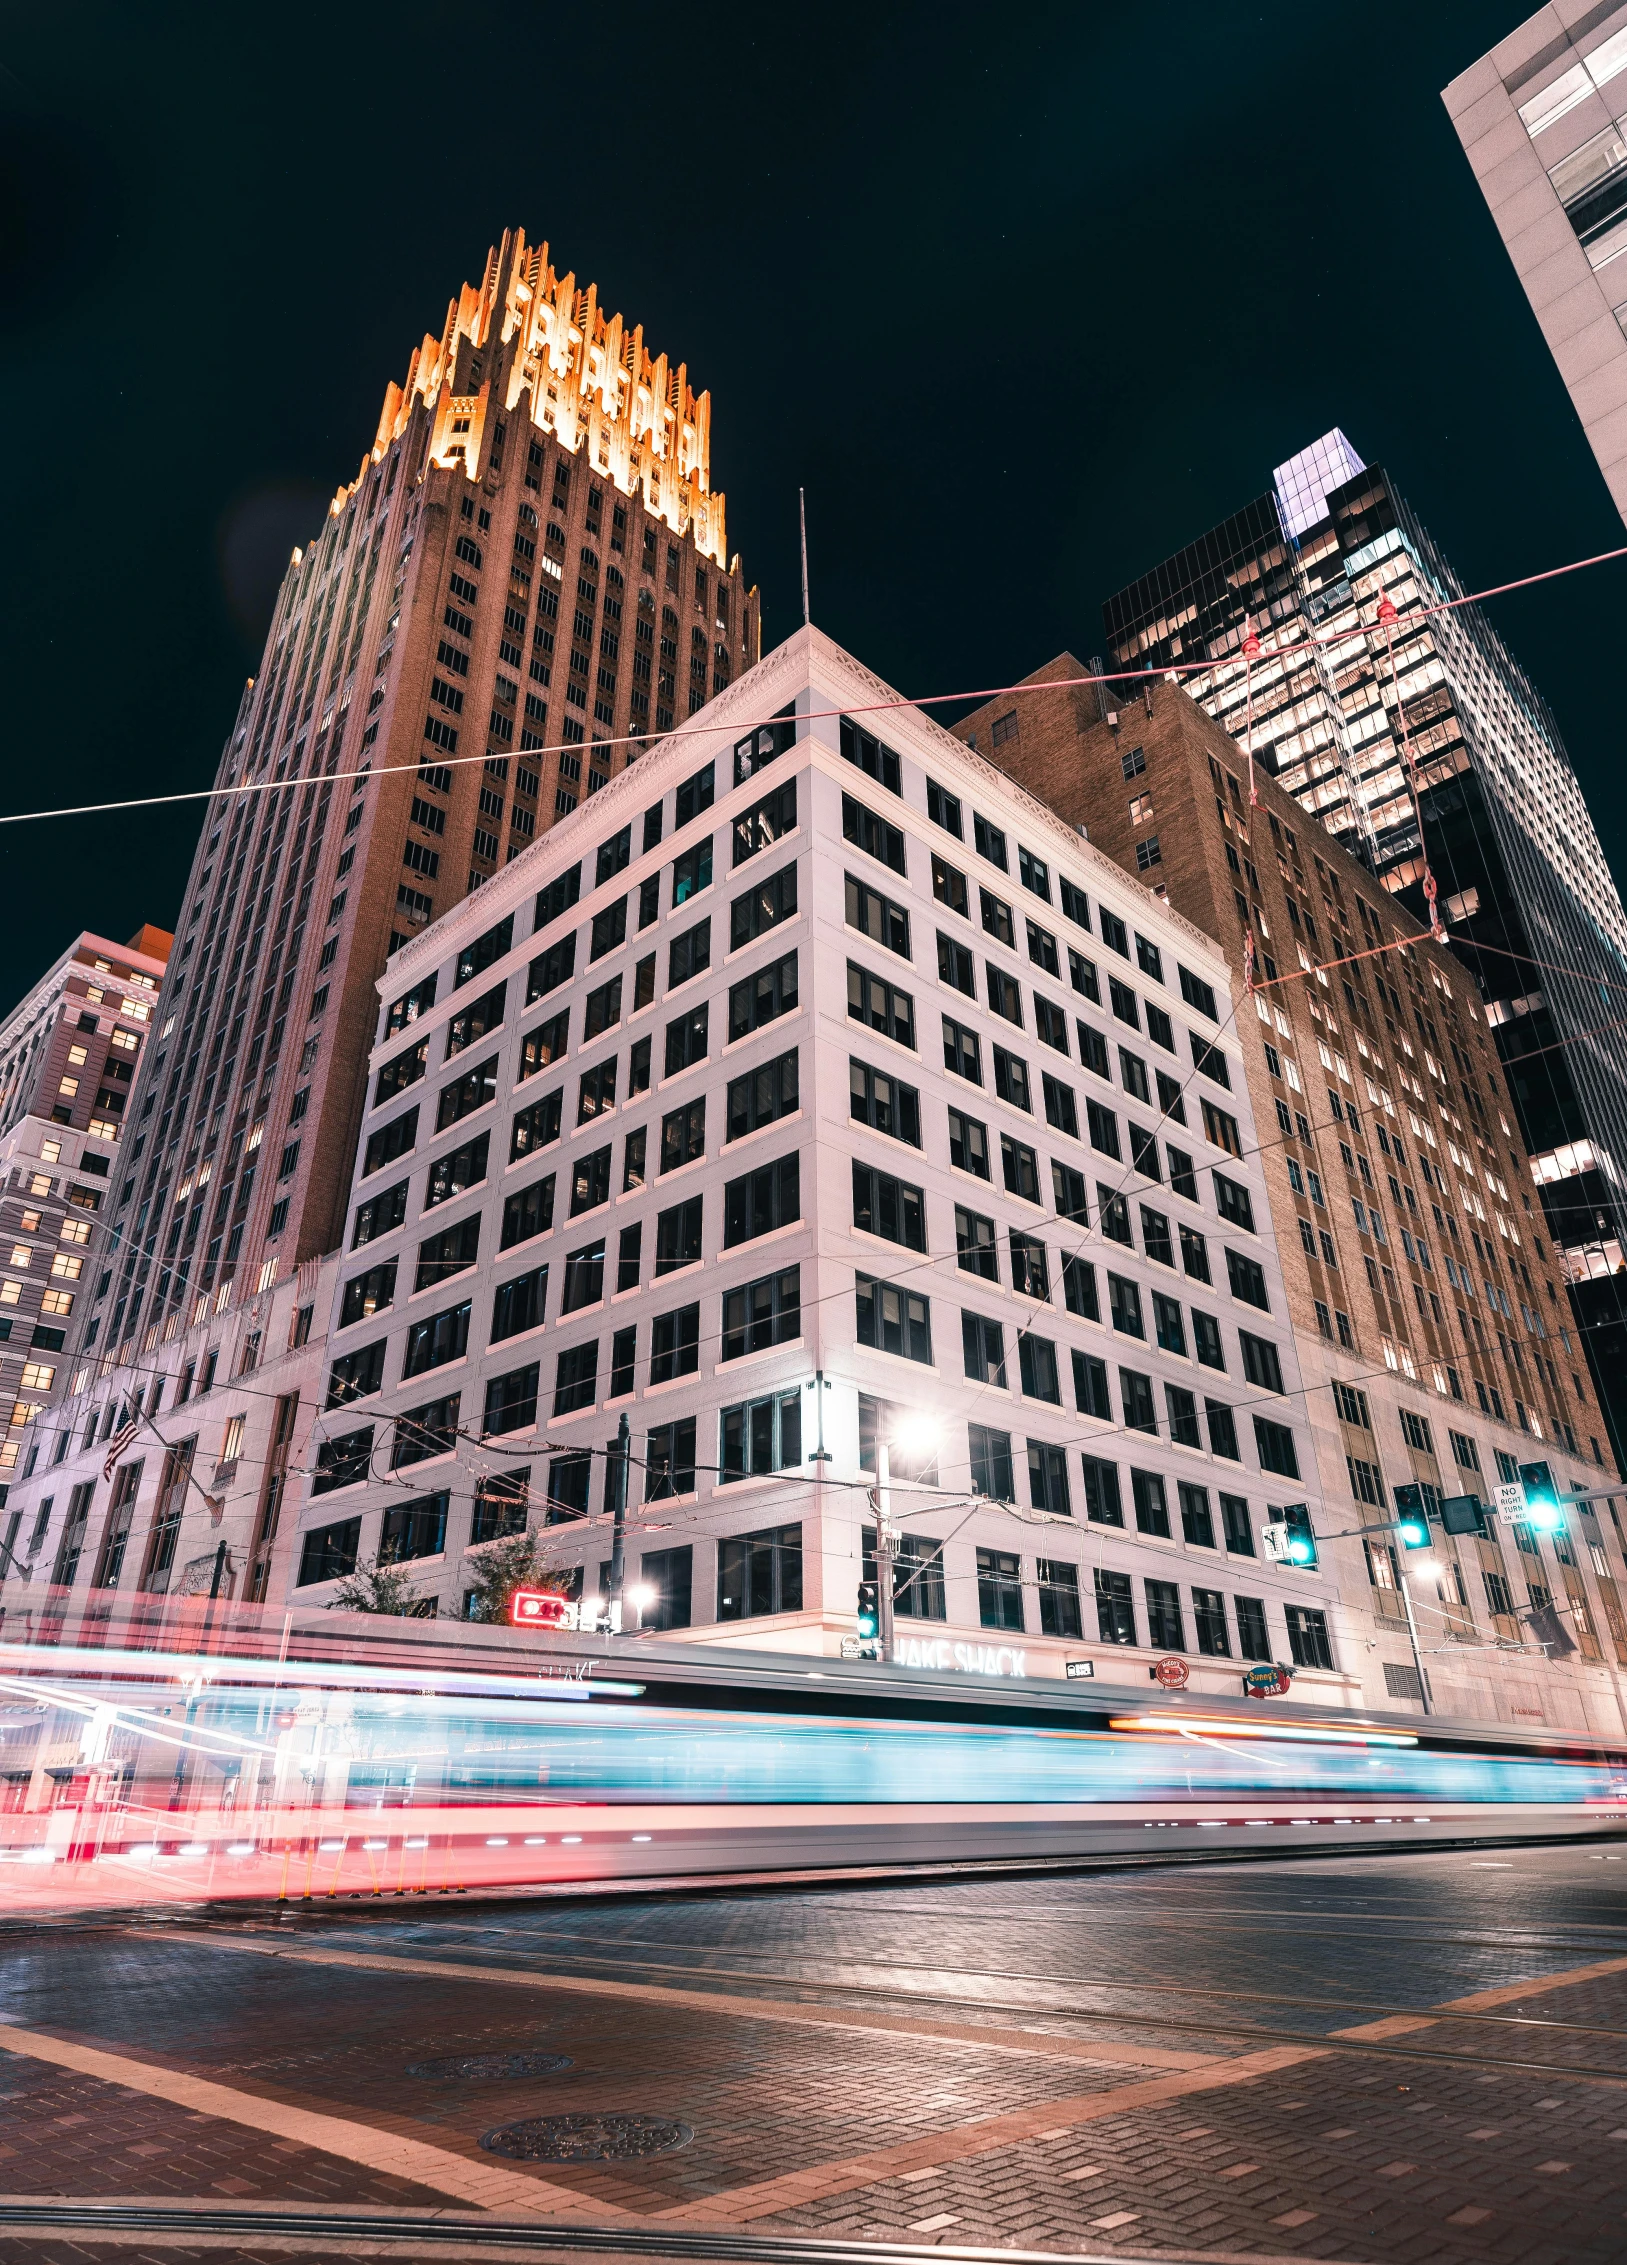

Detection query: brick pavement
xmin=1 ymin=1842 xmax=1626 ymax=2259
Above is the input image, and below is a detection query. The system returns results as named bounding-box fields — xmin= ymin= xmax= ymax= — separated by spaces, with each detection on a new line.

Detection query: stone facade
xmin=953 ymin=663 xmax=1627 ymax=1731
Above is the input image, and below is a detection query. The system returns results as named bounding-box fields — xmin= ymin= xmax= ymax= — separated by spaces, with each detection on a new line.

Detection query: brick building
xmin=954 ymin=665 xmax=1627 ymax=1729
xmin=0 ymin=928 xmax=168 ymax=1505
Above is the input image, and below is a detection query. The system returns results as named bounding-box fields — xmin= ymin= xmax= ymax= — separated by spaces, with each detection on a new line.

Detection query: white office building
xmin=284 ymin=627 xmax=1358 ymax=1699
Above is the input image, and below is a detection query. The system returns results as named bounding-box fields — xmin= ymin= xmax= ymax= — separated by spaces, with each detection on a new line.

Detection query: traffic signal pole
xmin=873 ymin=1440 xmax=897 ymax=1665
xmin=607 ymin=1411 xmax=629 ymax=1635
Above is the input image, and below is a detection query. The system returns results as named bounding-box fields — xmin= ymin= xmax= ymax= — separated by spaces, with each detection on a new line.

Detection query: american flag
xmin=102 ymin=1419 xmax=140 ymax=1481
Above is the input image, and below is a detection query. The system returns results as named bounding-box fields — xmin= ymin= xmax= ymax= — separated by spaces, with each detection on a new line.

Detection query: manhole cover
xmin=480 ymin=2112 xmax=693 ymax=2161
xmin=409 ymin=2051 xmax=573 ymax=2081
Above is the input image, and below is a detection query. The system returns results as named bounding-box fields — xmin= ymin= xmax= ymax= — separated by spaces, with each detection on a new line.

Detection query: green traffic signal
xmin=1281 ymin=1503 xmax=1318 ymax=1568
xmin=856 ymin=1582 xmax=879 ymax=1639
xmin=1393 ymin=1483 xmax=1431 ymax=1549
xmin=1518 ymin=1461 xmax=1563 ymax=1530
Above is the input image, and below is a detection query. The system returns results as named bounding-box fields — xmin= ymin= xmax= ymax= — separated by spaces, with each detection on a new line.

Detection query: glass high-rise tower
xmin=1102 ymin=433 xmax=1627 ymax=1458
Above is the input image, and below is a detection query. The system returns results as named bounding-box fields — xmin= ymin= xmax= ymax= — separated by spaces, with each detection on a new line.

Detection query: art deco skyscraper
xmin=1099 ymin=433 xmax=1627 ymax=1461
xmin=86 ymin=229 xmax=759 ymax=1373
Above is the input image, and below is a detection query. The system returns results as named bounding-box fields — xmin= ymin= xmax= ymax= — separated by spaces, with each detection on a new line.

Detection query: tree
xmin=463 ymin=1532 xmax=572 ymax=1625
xmin=326 ymin=1556 xmax=421 ymax=1615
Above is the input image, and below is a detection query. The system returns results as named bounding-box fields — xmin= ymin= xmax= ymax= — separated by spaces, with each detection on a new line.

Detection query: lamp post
xmin=607 ymin=1411 xmax=629 ymax=1634
xmin=870 ymin=1415 xmax=940 ymax=1664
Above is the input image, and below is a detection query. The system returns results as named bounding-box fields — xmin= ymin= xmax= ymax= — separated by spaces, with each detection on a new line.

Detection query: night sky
xmin=4 ymin=2 xmax=1622 ymax=1002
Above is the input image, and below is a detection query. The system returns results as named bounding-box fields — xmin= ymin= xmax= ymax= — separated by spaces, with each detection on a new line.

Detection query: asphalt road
xmin=3 ymin=1840 xmax=1627 ymax=2263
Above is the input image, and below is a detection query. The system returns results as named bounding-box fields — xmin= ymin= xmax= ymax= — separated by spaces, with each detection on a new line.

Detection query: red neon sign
xmin=511 ymin=1588 xmax=569 ymax=1628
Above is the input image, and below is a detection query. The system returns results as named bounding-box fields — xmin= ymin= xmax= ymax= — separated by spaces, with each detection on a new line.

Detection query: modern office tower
xmin=1099 ymin=432 xmax=1627 ymax=1466
xmin=82 ymin=226 xmax=760 ymax=1382
xmin=0 ymin=929 xmax=169 ymax=1489
xmin=1446 ymin=3 xmax=1627 ymax=528
xmin=955 ymin=665 xmax=1627 ymax=1730
xmin=272 ymin=623 xmax=1361 ymax=1706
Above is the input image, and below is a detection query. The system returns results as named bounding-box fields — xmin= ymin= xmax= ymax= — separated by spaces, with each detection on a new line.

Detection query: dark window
xmin=1099 ymin=908 xmax=1129 ymax=958
xmin=340 ymin=1261 xmax=396 ymax=1330
xmin=1284 ymin=1605 xmax=1333 ymax=1671
xmin=668 ymin=917 xmax=711 ymax=988
xmin=1191 ymin=1033 xmax=1230 ymax=1088
xmin=385 ymin=974 xmax=437 ymax=1039
xmin=553 ymin=1341 xmax=598 ymax=1416
xmin=312 ymin=1424 xmax=373 ymax=1497
xmin=724 ymin=1152 xmax=801 ymax=1245
xmin=980 ymin=888 xmax=1015 ymax=947
xmin=518 ymin=1009 xmax=569 ymax=1082
xmin=1152 ymin=1290 xmax=1185 ymax=1354
xmin=1087 ymin=1098 xmax=1120 ymax=1159
xmin=402 ymin=1299 xmax=471 ymax=1378
xmin=1009 ymin=1230 xmax=1049 ymax=1300
xmin=1052 ymin=1162 xmax=1089 ymax=1225
xmin=854 ymin=1161 xmax=926 ymax=1251
xmin=845 ymin=873 xmax=911 ymax=958
xmin=1208 ymin=1400 xmax=1241 ymax=1460
xmin=731 ymin=949 xmax=800 ymax=1039
xmin=1214 ymin=1171 xmax=1255 ymax=1230
xmin=1038 ymin=1559 xmax=1082 ymax=1638
xmin=561 ymin=1237 xmax=605 ymax=1313
xmin=943 ymin=1015 xmax=981 ymax=1082
xmin=456 ymin=914 xmax=513 ymax=989
xmin=298 ymin=1516 xmax=362 ymax=1585
xmin=491 ymin=1262 xmax=548 ymax=1342
xmin=937 ymin=932 xmax=975 ymax=995
xmin=1180 ymin=1482 xmax=1216 ymax=1548
xmin=846 ymin=960 xmax=913 ymax=1047
xmin=720 ymin=1392 xmax=803 ymax=1482
xmin=415 ymin=1214 xmax=479 ymax=1292
xmin=1235 ymin=1595 xmax=1271 ymax=1661
xmin=1018 ymin=1332 xmax=1060 ymax=1402
xmin=926 ymin=779 xmax=963 ymax=837
xmin=638 ymin=1538 xmax=694 ymax=1625
xmin=727 ymin=1047 xmax=798 ymax=1139
xmin=1221 ymin=1493 xmax=1253 ymax=1555
xmin=1073 ymin=1349 xmax=1111 ymax=1419
xmin=932 ymin=857 xmax=969 ymax=918
xmin=1082 ymin=1454 xmax=1122 ymax=1525
xmin=326 ymin=1344 xmax=385 ymax=1411
xmin=954 ymin=1204 xmax=998 ymax=1278
xmin=1179 ymin=965 xmax=1219 ymax=1020
xmin=445 ymin=982 xmax=506 ymax=1059
xmin=655 ymin=1195 xmax=704 ymax=1274
xmin=839 ymin=713 xmax=901 ymax=794
xmin=1026 ymin=922 xmax=1059 ymax=978
xmin=1145 ymin=1577 xmax=1184 ymax=1651
xmin=1120 ymin=1369 xmax=1157 ymax=1433
xmin=948 ymin=1107 xmax=990 ymax=1178
xmin=392 ymin=1393 xmax=460 ymax=1470
xmin=1239 ymin=1331 xmax=1284 ymax=1393
xmin=650 ymin=1302 xmax=700 ymax=1384
xmin=590 ymin=897 xmax=628 ymax=961
xmin=842 ymin=791 xmax=907 ymax=874
xmin=856 ymin=1273 xmax=932 ymax=1362
xmin=1017 ymin=846 xmax=1050 ymax=902
xmin=511 ymin=1087 xmax=563 ymax=1160
xmin=850 ymin=1058 xmax=921 ymax=1145
xmin=733 ymin=779 xmax=798 ymax=864
xmin=569 ymin=1144 xmax=611 ymax=1216
xmin=1204 ymin=1101 xmax=1244 ymax=1160
xmin=353 ymin=1179 xmax=408 ymax=1248
xmin=973 ymin=813 xmax=1008 ymax=870
xmin=1142 ymin=1207 xmax=1174 ymax=1268
xmin=527 ymin=935 xmax=577 ymax=1005
xmin=375 ymin=1040 xmax=428 ymax=1106
xmin=665 ymin=1002 xmax=709 ymax=1075
xmin=1001 ymin=1132 xmax=1039 ymax=1200
xmin=730 ymin=862 xmax=798 ymax=948
xmin=536 ymin=865 xmax=582 ymax=930
xmin=1254 ymin=1415 xmax=1300 ymax=1477
xmin=660 ymin=1097 xmax=707 ymax=1174
xmin=718 ymin=1523 xmax=803 ymax=1619
xmin=1108 ymin=1273 xmax=1144 ymax=1338
xmin=1042 ymin=1073 xmax=1078 ymax=1137
xmin=1227 ymin=1249 xmax=1271 ymax=1310
xmin=437 ymin=1054 xmax=497 ymax=1131
xmin=541 ymin=1455 xmax=589 ymax=1527
xmin=596 ymin=825 xmax=632 ymax=887
xmin=577 ymin=1054 xmax=618 ymax=1121
xmin=671 ymin=839 xmax=712 ymax=907
xmin=1095 ymin=1567 xmax=1136 ymax=1644
xmin=484 ymin=1362 xmax=540 ymax=1435
xmin=977 ymin=1545 xmax=1024 ymax=1629
xmin=721 ymin=1265 xmax=801 ymax=1358
xmin=675 ymin=762 xmax=714 ymax=826
xmin=962 ymin=1311 xmax=1006 ymax=1386
xmin=993 ymin=1048 xmax=1030 ymax=1110
xmin=1062 ymin=1254 xmax=1099 ymax=1321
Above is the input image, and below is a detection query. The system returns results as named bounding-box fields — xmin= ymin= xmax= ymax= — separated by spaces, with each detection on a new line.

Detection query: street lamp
xmin=626 ymin=1581 xmax=657 ymax=1631
xmin=871 ymin=1414 xmax=940 ymax=1664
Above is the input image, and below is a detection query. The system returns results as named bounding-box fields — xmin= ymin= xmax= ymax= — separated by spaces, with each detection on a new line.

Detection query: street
xmin=2 ymin=1840 xmax=1627 ymax=2261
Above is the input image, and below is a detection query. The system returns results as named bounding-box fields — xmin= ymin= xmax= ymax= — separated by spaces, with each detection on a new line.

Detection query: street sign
xmin=1493 ymin=1481 xmax=1524 ymax=1525
xmin=1065 ymin=1659 xmax=1096 ymax=1680
xmin=1153 ymin=1655 xmax=1190 ymax=1689
xmin=1440 ymin=1493 xmax=1488 ymax=1537
xmin=1243 ymin=1664 xmax=1293 ymax=1697
xmin=839 ymin=1636 xmax=862 ymax=1659
xmin=511 ymin=1589 xmax=570 ymax=1628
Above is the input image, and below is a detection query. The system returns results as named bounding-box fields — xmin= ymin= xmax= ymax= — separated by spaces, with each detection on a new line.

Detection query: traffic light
xmin=1393 ymin=1483 xmax=1432 ymax=1550
xmin=1440 ymin=1493 xmax=1488 ymax=1537
xmin=1519 ymin=1461 xmax=1564 ymax=1531
xmin=856 ymin=1582 xmax=879 ymax=1642
xmin=1265 ymin=1502 xmax=1318 ymax=1568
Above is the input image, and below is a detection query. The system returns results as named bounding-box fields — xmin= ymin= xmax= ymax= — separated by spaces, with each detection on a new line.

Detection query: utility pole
xmin=1397 ymin=1567 xmax=1432 ymax=1715
xmin=607 ymin=1411 xmax=630 ymax=1635
xmin=872 ymin=1440 xmax=897 ymax=1665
